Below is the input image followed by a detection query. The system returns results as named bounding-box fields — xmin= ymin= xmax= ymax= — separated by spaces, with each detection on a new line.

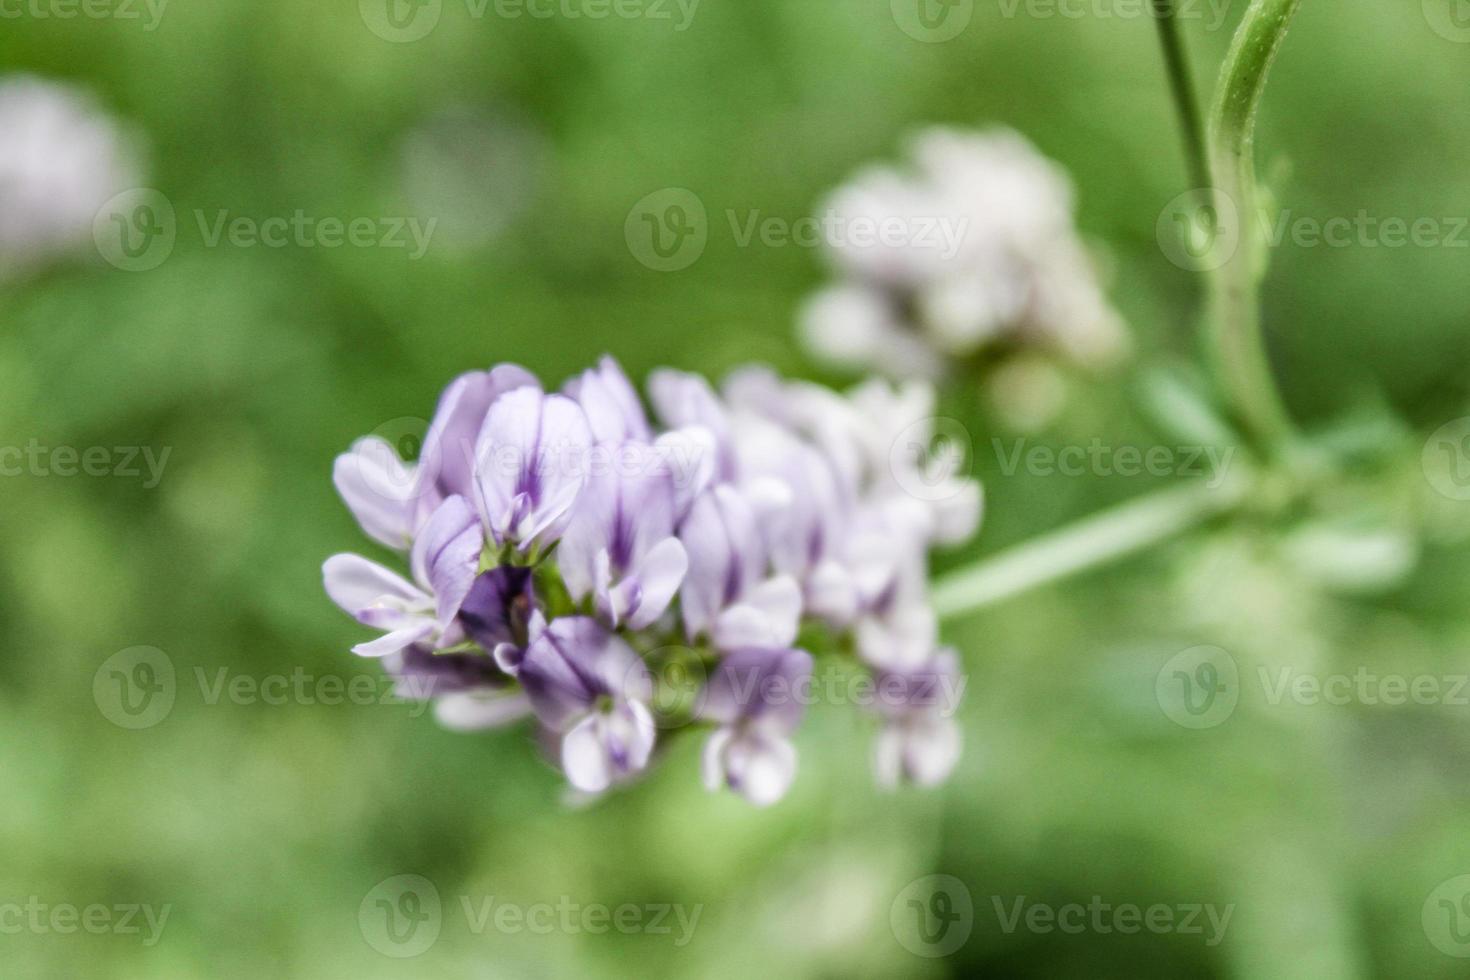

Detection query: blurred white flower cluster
xmin=801 ymin=127 xmax=1129 ymax=403
xmin=0 ymin=75 xmax=139 ymax=281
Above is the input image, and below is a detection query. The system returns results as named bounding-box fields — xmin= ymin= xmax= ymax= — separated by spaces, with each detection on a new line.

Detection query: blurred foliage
xmin=2 ymin=1 xmax=1470 ymax=977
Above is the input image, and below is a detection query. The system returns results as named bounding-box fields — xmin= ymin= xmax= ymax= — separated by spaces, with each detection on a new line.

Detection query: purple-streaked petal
xmin=517 ymin=393 xmax=594 ymax=546
xmin=408 ymin=495 xmax=484 ymax=628
xmin=678 ymin=487 xmax=761 ymax=640
xmin=383 ymin=645 xmax=510 ymax=700
xmin=560 ymin=463 xmax=675 ymax=599
xmin=518 ymin=617 xmax=646 ymax=731
xmin=421 ymin=365 xmax=538 ymax=504
xmin=474 ymin=387 xmax=592 ymax=550
xmin=624 ymin=537 xmax=687 ymax=630
xmin=457 ymin=566 xmax=536 ymax=652
xmin=561 ymin=700 xmax=655 ymax=793
xmin=871 ymin=649 xmax=966 ymax=718
xmin=473 ymin=386 xmax=543 ymax=538
xmin=701 ymin=647 xmax=812 ymax=732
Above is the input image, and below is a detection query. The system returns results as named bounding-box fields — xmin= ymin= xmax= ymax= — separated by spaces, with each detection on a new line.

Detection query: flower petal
xmin=561 ymin=714 xmax=613 ymax=794
xmin=421 ymin=365 xmax=537 ymax=503
xmin=322 ymin=553 xmax=426 ymax=616
xmin=332 ymin=437 xmax=418 ymax=550
xmin=624 ymin=537 xmax=687 ymax=631
xmin=352 ymin=622 xmax=434 ymax=659
xmin=409 ymin=495 xmax=484 ymax=629
xmin=433 ymin=690 xmax=533 ymax=732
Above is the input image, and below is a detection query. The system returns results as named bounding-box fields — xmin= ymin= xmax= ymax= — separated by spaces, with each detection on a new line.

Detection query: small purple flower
xmin=559 ymin=465 xmax=688 ymax=632
xmin=871 ymin=649 xmax=964 ymax=789
xmin=564 ymin=355 xmax=652 ymax=446
xmin=677 ymin=486 xmax=802 ymax=651
xmin=514 ymin=617 xmax=656 ymax=793
xmin=382 ymin=645 xmax=531 ymax=731
xmin=322 ymin=495 xmax=483 ymax=657
xmin=729 ymin=416 xmax=863 ymax=626
xmin=472 ymin=386 xmax=593 ymax=554
xmin=332 ymin=364 xmax=535 ymax=551
xmin=422 ymin=364 xmax=539 ymax=504
xmin=700 ymin=647 xmax=813 ymax=807
xmin=648 ymin=368 xmax=738 ymax=482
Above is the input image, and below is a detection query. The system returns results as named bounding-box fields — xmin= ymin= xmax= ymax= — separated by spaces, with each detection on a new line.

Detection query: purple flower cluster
xmin=324 ymin=357 xmax=980 ymax=804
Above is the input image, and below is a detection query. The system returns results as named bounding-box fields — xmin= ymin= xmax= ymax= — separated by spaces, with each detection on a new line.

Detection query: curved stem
xmin=1206 ymin=0 xmax=1302 ymax=457
xmin=933 ymin=476 xmax=1248 ymax=621
xmin=1152 ymin=0 xmax=1211 ymax=194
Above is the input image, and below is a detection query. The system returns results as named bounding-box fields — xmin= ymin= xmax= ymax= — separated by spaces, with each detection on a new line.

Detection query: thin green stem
xmin=932 ymin=475 xmax=1248 ymax=621
xmin=1206 ymin=0 xmax=1302 ymax=457
xmin=1152 ymin=0 xmax=1211 ymax=194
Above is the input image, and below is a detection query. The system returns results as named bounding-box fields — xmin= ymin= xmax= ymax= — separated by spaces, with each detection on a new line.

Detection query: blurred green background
xmin=4 ymin=1 xmax=1470 ymax=976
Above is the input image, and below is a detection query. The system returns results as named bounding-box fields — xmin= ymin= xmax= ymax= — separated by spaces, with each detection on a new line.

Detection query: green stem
xmin=932 ymin=476 xmax=1248 ymax=621
xmin=1206 ymin=0 xmax=1302 ymax=457
xmin=1152 ymin=0 xmax=1211 ymax=194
